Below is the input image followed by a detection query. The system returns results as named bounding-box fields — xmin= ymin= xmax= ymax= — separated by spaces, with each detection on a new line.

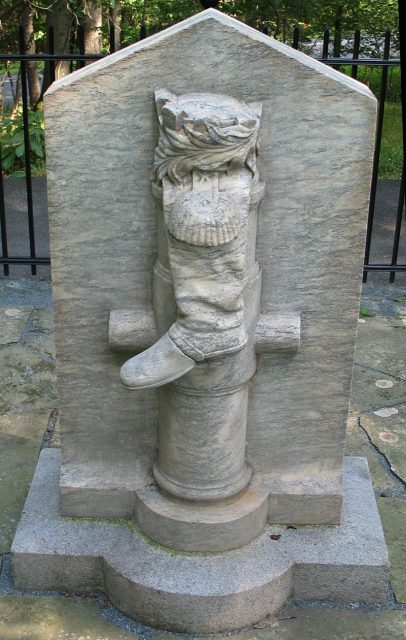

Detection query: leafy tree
xmin=0 ymin=0 xmax=399 ymax=106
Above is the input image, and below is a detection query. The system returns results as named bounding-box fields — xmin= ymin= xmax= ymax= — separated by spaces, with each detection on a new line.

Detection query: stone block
xmin=12 ymin=450 xmax=389 ymax=633
xmin=44 ymin=9 xmax=376 ymax=522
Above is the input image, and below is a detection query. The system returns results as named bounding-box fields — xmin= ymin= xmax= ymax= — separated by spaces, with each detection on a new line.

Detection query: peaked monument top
xmin=46 ymin=8 xmax=374 ymax=100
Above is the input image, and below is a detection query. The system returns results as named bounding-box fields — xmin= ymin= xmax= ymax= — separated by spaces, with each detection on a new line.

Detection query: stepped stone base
xmin=11 ymin=449 xmax=389 ymax=633
xmin=135 ymin=483 xmax=269 ymax=552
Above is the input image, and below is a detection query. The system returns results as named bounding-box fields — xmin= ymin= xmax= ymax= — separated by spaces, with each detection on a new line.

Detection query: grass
xmin=340 ymin=65 xmax=402 ymax=180
xmin=360 ymin=303 xmax=375 ymax=317
xmin=379 ymin=102 xmax=403 ymax=180
xmin=351 ymin=66 xmax=401 ymax=104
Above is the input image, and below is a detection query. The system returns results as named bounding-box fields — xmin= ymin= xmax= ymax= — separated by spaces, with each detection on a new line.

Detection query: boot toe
xmin=120 ymin=332 xmax=195 ymax=389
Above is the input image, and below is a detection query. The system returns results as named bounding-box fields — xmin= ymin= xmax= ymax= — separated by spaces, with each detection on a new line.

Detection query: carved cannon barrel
xmin=154 ymin=384 xmax=252 ymax=501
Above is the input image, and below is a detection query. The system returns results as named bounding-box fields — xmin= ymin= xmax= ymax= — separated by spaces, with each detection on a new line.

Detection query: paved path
xmin=1 ymin=177 xmax=51 ymax=279
xmin=0 ymin=276 xmax=405 ymax=638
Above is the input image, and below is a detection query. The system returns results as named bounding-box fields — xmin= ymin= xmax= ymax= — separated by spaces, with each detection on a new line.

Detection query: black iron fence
xmin=0 ymin=21 xmax=404 ymax=280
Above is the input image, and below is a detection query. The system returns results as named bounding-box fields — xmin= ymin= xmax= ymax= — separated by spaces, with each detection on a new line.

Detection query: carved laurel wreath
xmin=153 ymin=119 xmax=260 ymax=186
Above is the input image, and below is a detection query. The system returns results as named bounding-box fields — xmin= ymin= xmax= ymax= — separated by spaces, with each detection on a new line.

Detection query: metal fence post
xmin=18 ymin=23 xmax=37 ymax=276
xmin=363 ymin=28 xmax=391 ymax=282
xmin=0 ymin=147 xmax=9 ymax=276
xmin=351 ymin=27 xmax=360 ymax=79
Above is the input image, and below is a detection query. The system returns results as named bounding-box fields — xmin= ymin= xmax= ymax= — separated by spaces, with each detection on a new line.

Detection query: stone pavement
xmin=0 ymin=276 xmax=406 ymax=639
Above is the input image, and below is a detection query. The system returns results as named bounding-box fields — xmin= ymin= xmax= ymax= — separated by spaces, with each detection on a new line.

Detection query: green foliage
xmin=356 ymin=0 xmax=399 ymax=41
xmin=355 ymin=67 xmax=401 ymax=104
xmin=100 ymin=0 xmax=400 ymax=47
xmin=104 ymin=0 xmax=199 ymax=48
xmin=359 ymin=303 xmax=374 ymax=317
xmin=313 ymin=0 xmax=398 ymax=36
xmin=336 ymin=66 xmax=402 ymax=180
xmin=340 ymin=66 xmax=401 ymax=103
xmin=0 ymin=0 xmax=399 ymax=54
xmin=219 ymin=0 xmax=398 ymax=42
xmin=0 ymin=104 xmax=46 ymax=177
xmin=379 ymin=103 xmax=403 ymax=180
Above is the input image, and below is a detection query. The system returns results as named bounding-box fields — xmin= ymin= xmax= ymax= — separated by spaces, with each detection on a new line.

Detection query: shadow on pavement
xmin=1 ymin=176 xmax=50 ymax=279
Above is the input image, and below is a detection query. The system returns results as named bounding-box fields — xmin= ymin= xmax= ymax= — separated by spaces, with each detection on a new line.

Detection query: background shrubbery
xmin=0 ymin=0 xmax=401 ymax=179
xmin=0 ymin=105 xmax=45 ymax=177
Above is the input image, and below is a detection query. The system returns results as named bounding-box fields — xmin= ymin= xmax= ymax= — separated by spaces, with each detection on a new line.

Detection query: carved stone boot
xmin=120 ymin=332 xmax=195 ymax=389
xmin=166 ymin=180 xmax=248 ymax=361
xmin=120 ymin=90 xmax=261 ymax=390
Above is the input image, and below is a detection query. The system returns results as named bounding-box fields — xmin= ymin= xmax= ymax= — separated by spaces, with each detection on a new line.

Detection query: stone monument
xmin=12 ymin=9 xmax=389 ymax=633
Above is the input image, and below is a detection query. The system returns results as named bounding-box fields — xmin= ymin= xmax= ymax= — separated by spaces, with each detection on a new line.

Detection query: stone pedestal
xmin=12 ymin=449 xmax=389 ymax=633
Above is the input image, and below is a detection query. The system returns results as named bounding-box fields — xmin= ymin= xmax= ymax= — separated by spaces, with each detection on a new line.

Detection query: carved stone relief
xmin=121 ymin=91 xmax=263 ymax=386
xmin=112 ymin=89 xmax=300 ymax=549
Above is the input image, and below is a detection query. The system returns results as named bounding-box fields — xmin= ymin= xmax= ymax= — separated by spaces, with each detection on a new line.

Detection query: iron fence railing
xmin=0 ymin=21 xmax=404 ymax=280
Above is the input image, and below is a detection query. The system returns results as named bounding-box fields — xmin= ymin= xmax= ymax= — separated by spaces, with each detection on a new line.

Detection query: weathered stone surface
xmin=345 ymin=417 xmax=401 ymax=496
xmin=0 ymin=287 xmax=56 ymax=555
xmin=0 ymin=595 xmax=136 ymax=640
xmin=118 ymin=92 xmax=268 ymax=547
xmin=355 ymin=315 xmax=406 ymax=380
xmin=360 ymin=404 xmax=406 ymax=483
xmin=45 ymin=9 xmax=376 ymax=519
xmin=350 ymin=366 xmax=406 ymax=415
xmin=350 ymin=314 xmax=406 ymax=415
xmin=0 ymin=413 xmax=48 ymax=553
xmin=0 ymin=344 xmax=57 ymax=414
xmin=378 ymin=497 xmax=406 ymax=603
xmin=12 ymin=450 xmax=388 ymax=633
xmin=361 ymin=284 xmax=406 ymax=320
xmin=0 ymin=598 xmax=406 ymax=640
xmin=120 ymin=333 xmax=195 ymax=390
xmin=134 ymin=484 xmax=268 ymax=551
xmin=254 ymin=313 xmax=301 ymax=353
xmin=22 ymin=308 xmax=56 ymax=357
xmin=109 ymin=309 xmax=156 ymax=351
xmin=234 ymin=609 xmax=406 ymax=640
xmin=23 ymin=332 xmax=56 ymax=358
xmin=265 ymin=483 xmax=342 ymax=525
xmin=0 ymin=307 xmax=31 ymax=345
xmin=31 ymin=308 xmax=54 ymax=333
xmin=50 ymin=415 xmax=61 ymax=448
xmin=1 ymin=279 xmax=400 ymax=635
xmin=0 ymin=277 xmax=52 ymax=309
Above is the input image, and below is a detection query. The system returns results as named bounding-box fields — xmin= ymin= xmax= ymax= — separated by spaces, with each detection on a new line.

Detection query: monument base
xmin=135 ymin=483 xmax=269 ymax=552
xmin=11 ymin=449 xmax=389 ymax=633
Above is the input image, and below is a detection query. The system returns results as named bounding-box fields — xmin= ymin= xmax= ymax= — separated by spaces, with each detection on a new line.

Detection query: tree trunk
xmin=269 ymin=0 xmax=281 ymax=38
xmin=50 ymin=0 xmax=72 ymax=80
xmin=80 ymin=0 xmax=102 ymax=62
xmin=333 ymin=4 xmax=343 ymax=58
xmin=120 ymin=5 xmax=132 ymax=46
xmin=21 ymin=0 xmax=41 ymax=106
xmin=40 ymin=0 xmax=72 ymax=98
xmin=110 ymin=0 xmax=121 ymax=51
xmin=282 ymin=5 xmax=288 ymax=43
xmin=12 ymin=67 xmax=21 ymax=116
